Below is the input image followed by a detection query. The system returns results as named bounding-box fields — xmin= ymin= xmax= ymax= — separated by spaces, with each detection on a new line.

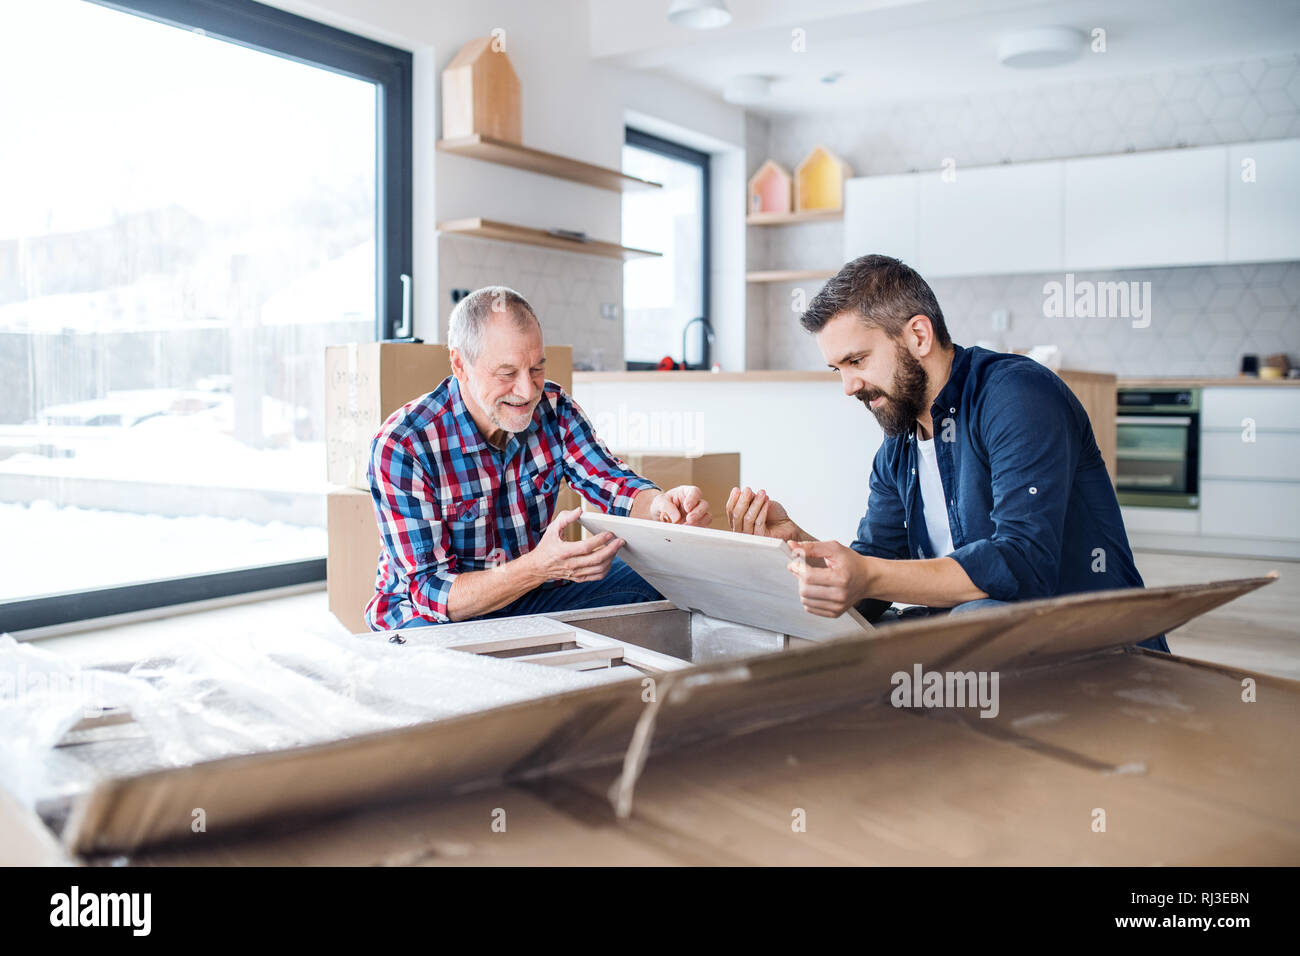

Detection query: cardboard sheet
xmin=121 ymin=648 xmax=1300 ymax=866
xmin=45 ymin=574 xmax=1277 ymax=857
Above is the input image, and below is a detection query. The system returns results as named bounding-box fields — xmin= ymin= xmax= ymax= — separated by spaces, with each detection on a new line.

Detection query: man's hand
xmin=523 ymin=507 xmax=625 ymax=583
xmin=647 ymin=485 xmax=711 ymax=526
xmin=726 ymin=486 xmax=800 ymax=540
xmin=787 ymin=539 xmax=874 ymax=617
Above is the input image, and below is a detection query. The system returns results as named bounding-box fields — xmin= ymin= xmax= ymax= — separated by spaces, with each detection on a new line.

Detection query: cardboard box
xmin=326 ymin=486 xmax=382 ymax=635
xmin=326 ymin=342 xmax=572 ymax=490
xmin=583 ymin=452 xmax=740 ymax=529
xmin=6 ymin=574 xmax=1294 ymax=865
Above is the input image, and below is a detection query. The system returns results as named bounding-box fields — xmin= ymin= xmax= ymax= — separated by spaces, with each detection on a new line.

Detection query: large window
xmin=0 ymin=0 xmax=411 ymax=631
xmin=621 ymin=128 xmax=709 ymax=369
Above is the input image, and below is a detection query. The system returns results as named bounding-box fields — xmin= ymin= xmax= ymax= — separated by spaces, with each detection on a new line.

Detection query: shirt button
xmin=949 ymin=407 xmax=955 ymax=414
xmin=1029 ymin=486 xmax=1038 ymax=494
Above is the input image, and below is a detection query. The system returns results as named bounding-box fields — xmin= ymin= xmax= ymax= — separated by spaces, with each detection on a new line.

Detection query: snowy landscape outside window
xmin=0 ymin=0 xmax=411 ymax=628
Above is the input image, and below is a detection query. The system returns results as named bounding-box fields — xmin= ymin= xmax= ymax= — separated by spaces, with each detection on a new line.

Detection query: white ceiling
xmin=588 ymin=0 xmax=1300 ymax=112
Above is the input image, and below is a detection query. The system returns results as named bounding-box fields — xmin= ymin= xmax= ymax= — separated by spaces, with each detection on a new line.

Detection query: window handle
xmin=397 ymin=273 xmax=412 ymax=338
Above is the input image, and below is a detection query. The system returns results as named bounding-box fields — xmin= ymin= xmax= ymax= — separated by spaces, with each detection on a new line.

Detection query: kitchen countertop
xmin=1117 ymin=377 xmax=1300 ymax=388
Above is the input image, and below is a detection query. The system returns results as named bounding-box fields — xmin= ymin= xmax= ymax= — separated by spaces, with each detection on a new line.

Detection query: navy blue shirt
xmin=851 ymin=343 xmax=1168 ymax=652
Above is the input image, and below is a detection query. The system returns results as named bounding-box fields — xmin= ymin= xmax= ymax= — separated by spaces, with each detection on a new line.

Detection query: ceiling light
xmin=668 ymin=0 xmax=732 ymax=30
xmin=723 ymin=74 xmax=770 ymax=105
xmin=997 ymin=26 xmax=1084 ymax=68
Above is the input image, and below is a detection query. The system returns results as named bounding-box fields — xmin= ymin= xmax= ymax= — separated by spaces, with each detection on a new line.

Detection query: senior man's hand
xmin=648 ymin=485 xmax=711 ymax=526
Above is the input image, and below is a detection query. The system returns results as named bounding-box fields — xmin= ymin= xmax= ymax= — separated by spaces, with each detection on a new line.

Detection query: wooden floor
xmin=33 ymin=551 xmax=1300 ymax=680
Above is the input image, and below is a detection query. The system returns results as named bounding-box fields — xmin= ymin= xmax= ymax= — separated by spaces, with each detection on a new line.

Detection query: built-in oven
xmin=1115 ymin=389 xmax=1200 ymax=509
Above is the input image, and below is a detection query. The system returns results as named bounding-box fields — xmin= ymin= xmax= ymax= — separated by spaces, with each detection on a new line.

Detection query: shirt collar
xmin=447 ymin=375 xmax=488 ymax=454
xmin=447 ymin=374 xmax=546 ymax=456
xmin=930 ymin=342 xmax=970 ymax=421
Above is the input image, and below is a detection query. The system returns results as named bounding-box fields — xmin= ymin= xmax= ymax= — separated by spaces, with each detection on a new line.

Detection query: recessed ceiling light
xmin=723 ymin=74 xmax=770 ymax=105
xmin=668 ymin=0 xmax=732 ymax=30
xmin=820 ymin=72 xmax=844 ymax=84
xmin=997 ymin=26 xmax=1084 ymax=68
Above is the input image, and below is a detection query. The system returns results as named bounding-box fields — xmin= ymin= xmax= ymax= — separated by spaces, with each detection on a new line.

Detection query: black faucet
xmin=681 ymin=316 xmax=715 ymax=371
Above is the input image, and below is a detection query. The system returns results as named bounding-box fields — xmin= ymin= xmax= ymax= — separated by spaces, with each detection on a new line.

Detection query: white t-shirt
xmin=916 ymin=436 xmax=954 ymax=558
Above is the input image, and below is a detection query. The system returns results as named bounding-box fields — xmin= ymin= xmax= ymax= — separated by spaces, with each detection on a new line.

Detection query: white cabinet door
xmin=917 ymin=161 xmax=1064 ymax=277
xmin=1200 ymin=479 xmax=1300 ymax=540
xmin=1201 ymin=431 xmax=1300 ymax=481
xmin=1227 ymin=139 xmax=1300 ymax=263
xmin=1064 ymin=146 xmax=1228 ymax=270
xmin=843 ymin=173 xmax=919 ymax=266
xmin=1201 ymin=387 xmax=1300 ymax=431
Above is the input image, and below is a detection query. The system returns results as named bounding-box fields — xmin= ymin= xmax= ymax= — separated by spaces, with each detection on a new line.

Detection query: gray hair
xmin=447 ymin=286 xmax=541 ymax=363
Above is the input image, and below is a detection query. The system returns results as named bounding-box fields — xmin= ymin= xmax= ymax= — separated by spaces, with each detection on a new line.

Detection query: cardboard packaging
xmin=326 ymin=486 xmax=382 ymax=635
xmin=582 ymin=452 xmax=741 ymax=530
xmin=325 ymin=342 xmax=572 ymax=490
xmin=7 ymin=574 xmax=1294 ymax=865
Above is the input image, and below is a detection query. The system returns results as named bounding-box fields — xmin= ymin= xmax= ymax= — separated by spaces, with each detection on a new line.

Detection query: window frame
xmin=0 ymin=0 xmax=412 ymax=633
xmin=623 ymin=127 xmax=711 ymax=370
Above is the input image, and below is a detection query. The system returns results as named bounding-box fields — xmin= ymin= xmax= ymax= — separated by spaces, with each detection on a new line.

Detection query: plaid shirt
xmin=365 ymin=375 xmax=657 ymax=630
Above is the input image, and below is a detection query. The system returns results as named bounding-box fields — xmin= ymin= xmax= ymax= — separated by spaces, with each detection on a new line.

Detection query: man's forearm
xmin=627 ymin=485 xmax=662 ymax=520
xmin=864 ymin=555 xmax=987 ymax=608
xmin=445 ymin=553 xmax=548 ymax=622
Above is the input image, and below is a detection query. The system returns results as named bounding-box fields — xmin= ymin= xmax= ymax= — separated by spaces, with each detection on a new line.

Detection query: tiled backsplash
xmin=751 ymin=52 xmax=1300 ymax=375
xmin=436 ymin=233 xmax=623 ymax=370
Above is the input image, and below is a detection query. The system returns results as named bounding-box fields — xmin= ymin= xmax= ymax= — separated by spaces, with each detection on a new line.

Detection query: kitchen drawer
xmin=1200 ymin=387 xmax=1300 ymax=432
xmin=1200 ymin=479 xmax=1300 ymax=540
xmin=1201 ymin=431 xmax=1300 ymax=481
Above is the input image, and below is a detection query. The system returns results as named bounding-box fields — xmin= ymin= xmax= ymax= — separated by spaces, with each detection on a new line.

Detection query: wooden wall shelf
xmin=437 ymin=134 xmax=662 ymax=192
xmin=437 ymin=218 xmax=661 ymax=260
xmin=746 ymin=269 xmax=837 ymax=283
xmin=746 ymin=209 xmax=843 ymax=226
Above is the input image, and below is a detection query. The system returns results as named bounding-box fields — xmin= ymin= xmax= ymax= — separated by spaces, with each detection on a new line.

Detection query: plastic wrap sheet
xmin=0 ymin=621 xmax=633 ymax=813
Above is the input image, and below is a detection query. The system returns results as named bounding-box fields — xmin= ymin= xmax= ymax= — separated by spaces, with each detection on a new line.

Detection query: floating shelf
xmin=746 ymin=208 xmax=843 ymax=226
xmin=437 ymin=134 xmax=662 ymax=192
xmin=746 ymin=268 xmax=837 ymax=283
xmin=437 ymin=218 xmax=661 ymax=260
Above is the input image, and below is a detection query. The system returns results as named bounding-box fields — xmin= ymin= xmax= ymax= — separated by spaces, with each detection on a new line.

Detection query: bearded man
xmin=724 ymin=254 xmax=1167 ymax=652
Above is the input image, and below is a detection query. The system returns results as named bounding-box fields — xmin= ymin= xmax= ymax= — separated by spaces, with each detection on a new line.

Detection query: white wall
xmin=572 ymin=377 xmax=879 ymax=543
xmin=263 ymin=0 xmax=748 ymax=363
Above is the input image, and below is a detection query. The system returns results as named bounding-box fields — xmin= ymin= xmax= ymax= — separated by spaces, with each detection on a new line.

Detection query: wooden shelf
xmin=746 ymin=208 xmax=843 ymax=226
xmin=437 ymin=218 xmax=661 ymax=260
xmin=437 ymin=134 xmax=662 ymax=192
xmin=746 ymin=268 xmax=837 ymax=283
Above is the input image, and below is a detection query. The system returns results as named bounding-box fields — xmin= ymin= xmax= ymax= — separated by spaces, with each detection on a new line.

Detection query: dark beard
xmin=854 ymin=343 xmax=929 ymax=438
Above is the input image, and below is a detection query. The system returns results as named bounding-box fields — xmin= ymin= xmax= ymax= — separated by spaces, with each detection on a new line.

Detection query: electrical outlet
xmin=601 ymin=303 xmax=619 ymax=320
xmin=990 ymin=309 xmax=1010 ymax=333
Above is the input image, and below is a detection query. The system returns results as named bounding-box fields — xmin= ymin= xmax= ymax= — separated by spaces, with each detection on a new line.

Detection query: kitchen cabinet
xmin=1121 ymin=384 xmax=1300 ymax=558
xmin=1227 ymin=139 xmax=1300 ymax=263
xmin=1200 ymin=480 xmax=1300 ymax=540
xmin=842 ymin=139 xmax=1300 ymax=277
xmin=1063 ymin=145 xmax=1227 ymax=270
xmin=916 ymin=161 xmax=1064 ymax=277
xmin=843 ymin=173 xmax=918 ymax=264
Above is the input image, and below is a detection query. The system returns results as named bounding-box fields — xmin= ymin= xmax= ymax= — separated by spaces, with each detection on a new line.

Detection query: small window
xmin=621 ymin=128 xmax=710 ymax=369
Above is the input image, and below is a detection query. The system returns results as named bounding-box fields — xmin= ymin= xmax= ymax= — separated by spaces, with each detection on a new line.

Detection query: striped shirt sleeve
xmin=368 ymin=431 xmax=458 ymax=623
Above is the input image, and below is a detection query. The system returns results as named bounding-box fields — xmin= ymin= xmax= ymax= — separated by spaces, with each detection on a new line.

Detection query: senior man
xmin=365 ymin=286 xmax=711 ymax=629
xmin=726 ymin=254 xmax=1167 ymax=652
